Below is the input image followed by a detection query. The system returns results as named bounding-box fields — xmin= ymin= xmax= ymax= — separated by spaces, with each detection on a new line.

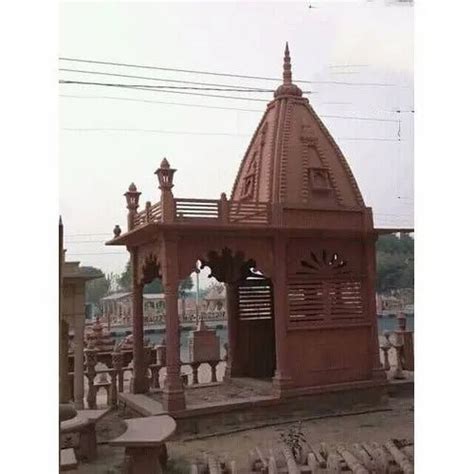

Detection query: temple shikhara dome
xmin=232 ymin=43 xmax=365 ymax=210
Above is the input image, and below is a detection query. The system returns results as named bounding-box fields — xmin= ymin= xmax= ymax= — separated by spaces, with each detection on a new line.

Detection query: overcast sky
xmin=59 ymin=0 xmax=413 ymax=275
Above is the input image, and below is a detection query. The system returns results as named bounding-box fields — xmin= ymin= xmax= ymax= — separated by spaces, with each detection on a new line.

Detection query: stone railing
xmin=379 ymin=315 xmax=414 ymax=379
xmin=131 ymin=194 xmax=273 ymax=229
xmin=69 ymin=345 xmax=225 ymax=409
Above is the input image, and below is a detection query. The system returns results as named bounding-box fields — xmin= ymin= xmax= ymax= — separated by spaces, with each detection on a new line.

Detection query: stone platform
xmin=119 ymin=377 xmax=392 ymax=436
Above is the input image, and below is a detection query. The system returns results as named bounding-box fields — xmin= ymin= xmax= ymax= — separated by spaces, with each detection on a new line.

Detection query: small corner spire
xmin=283 ymin=42 xmax=292 ymax=85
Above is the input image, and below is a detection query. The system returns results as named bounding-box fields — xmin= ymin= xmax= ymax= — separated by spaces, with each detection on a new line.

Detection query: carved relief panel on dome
xmin=308 ymin=167 xmax=332 ymax=192
xmin=301 ymin=143 xmax=338 ymax=206
xmin=240 ymin=152 xmax=258 ymax=200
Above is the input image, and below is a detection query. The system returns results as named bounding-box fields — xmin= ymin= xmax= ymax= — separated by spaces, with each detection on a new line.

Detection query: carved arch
xmin=199 ymin=247 xmax=267 ymax=284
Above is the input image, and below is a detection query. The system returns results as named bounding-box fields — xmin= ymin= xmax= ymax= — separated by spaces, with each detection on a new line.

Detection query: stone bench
xmin=109 ymin=415 xmax=176 ymax=474
xmin=60 ymin=408 xmax=109 ymax=462
xmin=60 ymin=448 xmax=78 ymax=472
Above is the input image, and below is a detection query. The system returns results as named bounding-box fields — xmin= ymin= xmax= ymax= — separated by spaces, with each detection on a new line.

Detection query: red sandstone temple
xmin=107 ymin=44 xmax=389 ymax=412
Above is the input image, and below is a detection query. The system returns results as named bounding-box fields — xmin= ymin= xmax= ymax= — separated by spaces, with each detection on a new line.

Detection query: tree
xmin=118 ymin=260 xmax=132 ymax=290
xmin=376 ymin=234 xmax=414 ymax=292
xmin=118 ymin=260 xmax=194 ymax=295
xmin=83 ymin=267 xmax=110 ymax=305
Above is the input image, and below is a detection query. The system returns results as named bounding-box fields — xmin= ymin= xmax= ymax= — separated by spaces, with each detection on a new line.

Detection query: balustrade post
xmin=380 ymin=331 xmax=392 ymax=371
xmin=112 ymin=348 xmax=124 ymax=393
xmin=209 ymin=361 xmax=218 ymax=383
xmin=85 ymin=344 xmax=98 ymax=409
xmin=395 ymin=312 xmax=414 ymax=371
xmin=150 ymin=365 xmax=161 ymax=389
xmin=155 ymin=158 xmax=176 ymax=224
xmin=145 ymin=201 xmax=152 ymax=223
xmin=124 ymin=183 xmax=141 ymax=231
xmin=110 ymin=369 xmax=118 ymax=407
xmin=190 ymin=362 xmax=199 ymax=385
xmin=144 ymin=345 xmax=152 ymax=389
xmin=392 ymin=336 xmax=405 ymax=380
xmin=219 ymin=193 xmax=230 ymax=223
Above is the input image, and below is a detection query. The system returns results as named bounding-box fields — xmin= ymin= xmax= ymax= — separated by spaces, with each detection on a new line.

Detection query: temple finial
xmin=274 ymin=43 xmax=302 ymax=99
xmin=283 ymin=42 xmax=292 ymax=85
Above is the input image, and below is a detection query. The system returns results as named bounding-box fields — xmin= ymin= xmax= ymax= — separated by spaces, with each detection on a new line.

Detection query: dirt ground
xmin=77 ymin=394 xmax=413 ymax=473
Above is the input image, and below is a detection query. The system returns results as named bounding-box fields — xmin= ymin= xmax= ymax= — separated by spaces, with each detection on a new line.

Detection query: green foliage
xmin=118 ymin=260 xmax=194 ymax=295
xmin=83 ymin=267 xmax=110 ymax=305
xmin=144 ymin=278 xmax=163 ymax=294
xmin=118 ymin=260 xmax=132 ymax=290
xmin=376 ymin=234 xmax=414 ymax=292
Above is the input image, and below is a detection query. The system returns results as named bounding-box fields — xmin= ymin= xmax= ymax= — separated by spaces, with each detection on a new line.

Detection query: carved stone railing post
xmin=110 ymin=368 xmax=118 ymax=407
xmin=190 ymin=362 xmax=199 ymax=385
xmin=85 ymin=345 xmax=98 ymax=409
xmin=150 ymin=365 xmax=162 ymax=389
xmin=395 ymin=312 xmax=414 ymax=371
xmin=219 ymin=193 xmax=230 ymax=223
xmin=209 ymin=361 xmax=218 ymax=383
xmin=145 ymin=201 xmax=152 ymax=223
xmin=155 ymin=158 xmax=176 ymax=224
xmin=112 ymin=348 xmax=124 ymax=393
xmin=124 ymin=183 xmax=141 ymax=231
xmin=380 ymin=331 xmax=392 ymax=371
xmin=392 ymin=335 xmax=405 ymax=380
xmin=143 ymin=345 xmax=152 ymax=392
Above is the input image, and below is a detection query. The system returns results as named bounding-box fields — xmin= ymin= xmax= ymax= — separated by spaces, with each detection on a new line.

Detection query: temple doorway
xmin=234 ymin=277 xmax=275 ymax=379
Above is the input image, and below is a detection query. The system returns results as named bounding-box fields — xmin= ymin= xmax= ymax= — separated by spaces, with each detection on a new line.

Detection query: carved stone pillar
xmin=272 ymin=235 xmax=293 ymax=396
xmin=73 ymin=312 xmax=85 ymax=409
xmin=162 ymin=238 xmax=185 ymax=412
xmin=59 ymin=318 xmax=70 ymax=404
xmin=364 ymin=232 xmax=386 ymax=381
xmin=85 ymin=346 xmax=98 ymax=409
xmin=224 ymin=282 xmax=240 ymax=379
xmin=131 ymin=249 xmax=147 ymax=393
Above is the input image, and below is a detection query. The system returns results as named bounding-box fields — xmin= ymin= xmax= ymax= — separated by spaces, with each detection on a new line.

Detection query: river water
xmin=108 ymin=316 xmax=413 ymax=363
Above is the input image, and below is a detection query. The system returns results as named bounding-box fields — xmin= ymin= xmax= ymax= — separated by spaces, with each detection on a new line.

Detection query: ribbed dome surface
xmin=231 ymin=44 xmax=365 ymax=210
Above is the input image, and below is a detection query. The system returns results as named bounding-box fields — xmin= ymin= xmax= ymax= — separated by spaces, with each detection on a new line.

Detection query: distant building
xmin=376 ymin=288 xmax=414 ymax=316
xmin=100 ymin=287 xmax=226 ymax=327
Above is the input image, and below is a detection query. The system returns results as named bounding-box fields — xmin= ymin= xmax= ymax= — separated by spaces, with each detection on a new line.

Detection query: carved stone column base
xmin=130 ymin=376 xmax=150 ymax=394
xmin=372 ymin=367 xmax=388 ymax=381
xmin=162 ymin=387 xmax=186 ymax=412
xmin=272 ymin=372 xmax=294 ymax=398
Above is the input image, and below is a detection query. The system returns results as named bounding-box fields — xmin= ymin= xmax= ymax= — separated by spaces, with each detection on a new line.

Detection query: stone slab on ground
xmin=109 ymin=415 xmax=176 ymax=448
xmin=118 ymin=392 xmax=164 ymax=416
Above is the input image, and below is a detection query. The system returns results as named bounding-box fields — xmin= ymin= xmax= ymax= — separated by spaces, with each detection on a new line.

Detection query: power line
xmin=59 ymin=68 xmax=279 ymax=91
xmin=65 ymin=232 xmax=111 ymax=237
xmin=329 ymin=64 xmax=369 ymax=68
xmin=67 ymin=252 xmax=126 ymax=256
xmin=59 ymin=79 xmax=278 ymax=92
xmin=60 ymin=94 xmax=263 ymax=112
xmin=62 ymin=127 xmax=249 ymax=137
xmin=60 ymin=94 xmax=398 ymax=123
xmin=62 ymin=127 xmax=403 ymax=142
xmin=58 ymin=57 xmax=397 ymax=86
xmin=59 ymin=80 xmax=270 ymax=102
